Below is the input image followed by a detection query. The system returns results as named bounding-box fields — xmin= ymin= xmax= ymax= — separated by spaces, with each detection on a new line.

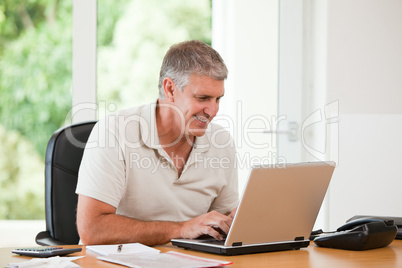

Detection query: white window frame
xmin=72 ymin=0 xmax=97 ymax=123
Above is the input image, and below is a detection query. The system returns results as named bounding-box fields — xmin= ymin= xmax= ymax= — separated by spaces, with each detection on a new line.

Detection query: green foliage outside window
xmin=0 ymin=0 xmax=72 ymax=220
xmin=97 ymin=0 xmax=212 ymax=110
xmin=0 ymin=0 xmax=211 ymax=219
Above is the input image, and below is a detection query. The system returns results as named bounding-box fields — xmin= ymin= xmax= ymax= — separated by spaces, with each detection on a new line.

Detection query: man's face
xmin=172 ymin=74 xmax=224 ymax=137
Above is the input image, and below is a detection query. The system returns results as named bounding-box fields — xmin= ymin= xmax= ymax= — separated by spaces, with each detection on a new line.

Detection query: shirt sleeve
xmin=209 ymin=167 xmax=239 ymax=215
xmin=208 ymin=141 xmax=239 ymax=215
xmin=76 ymin=120 xmax=127 ymax=208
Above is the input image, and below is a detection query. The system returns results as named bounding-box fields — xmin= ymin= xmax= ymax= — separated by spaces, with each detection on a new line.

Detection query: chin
xmin=188 ymin=128 xmax=208 ymax=137
xmin=187 ymin=121 xmax=209 ymax=137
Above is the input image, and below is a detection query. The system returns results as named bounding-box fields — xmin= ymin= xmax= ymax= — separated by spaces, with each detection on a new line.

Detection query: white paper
xmin=86 ymin=243 xmax=160 ymax=256
xmin=99 ymin=251 xmax=232 ymax=268
xmin=6 ymin=256 xmax=84 ymax=268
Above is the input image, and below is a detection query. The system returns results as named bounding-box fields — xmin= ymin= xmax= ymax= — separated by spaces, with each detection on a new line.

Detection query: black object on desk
xmin=12 ymin=246 xmax=82 ymax=257
xmin=314 ymin=218 xmax=398 ymax=250
xmin=347 ymin=215 xmax=402 ymax=239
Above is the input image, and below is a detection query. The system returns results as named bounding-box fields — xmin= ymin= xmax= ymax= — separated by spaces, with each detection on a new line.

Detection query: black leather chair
xmin=36 ymin=121 xmax=97 ymax=245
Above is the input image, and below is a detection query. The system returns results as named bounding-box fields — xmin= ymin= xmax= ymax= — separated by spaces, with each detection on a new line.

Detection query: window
xmin=0 ymin=0 xmax=213 ymax=246
xmin=97 ymin=0 xmax=212 ymax=114
xmin=0 ymin=1 xmax=72 ymax=221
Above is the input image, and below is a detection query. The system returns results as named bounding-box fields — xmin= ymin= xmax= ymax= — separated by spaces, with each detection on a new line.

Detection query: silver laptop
xmin=171 ymin=161 xmax=336 ymax=255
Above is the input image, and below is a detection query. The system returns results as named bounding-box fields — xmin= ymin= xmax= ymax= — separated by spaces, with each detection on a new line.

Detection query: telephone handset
xmin=314 ymin=218 xmax=397 ymax=250
xmin=337 ymin=217 xmax=393 ymax=232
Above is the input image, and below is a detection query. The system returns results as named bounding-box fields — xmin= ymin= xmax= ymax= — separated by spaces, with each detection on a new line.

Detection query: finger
xmin=211 ymin=225 xmax=226 ymax=235
xmin=203 ymin=226 xmax=223 ymax=240
xmin=229 ymin=207 xmax=237 ymax=219
xmin=208 ymin=217 xmax=232 ymax=234
xmin=212 ymin=213 xmax=233 ymax=233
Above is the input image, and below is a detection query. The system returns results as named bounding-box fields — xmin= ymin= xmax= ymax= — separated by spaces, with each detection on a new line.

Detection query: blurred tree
xmin=0 ymin=0 xmax=44 ymax=48
xmin=0 ymin=0 xmax=211 ymax=219
xmin=0 ymin=125 xmax=43 ymax=219
xmin=97 ymin=0 xmax=132 ymax=47
xmin=0 ymin=0 xmax=72 ymax=219
xmin=97 ymin=0 xmax=212 ymax=111
xmin=0 ymin=0 xmax=72 ymax=157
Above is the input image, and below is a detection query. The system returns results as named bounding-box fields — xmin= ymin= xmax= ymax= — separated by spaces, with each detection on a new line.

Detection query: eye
xmin=196 ymin=96 xmax=209 ymax=101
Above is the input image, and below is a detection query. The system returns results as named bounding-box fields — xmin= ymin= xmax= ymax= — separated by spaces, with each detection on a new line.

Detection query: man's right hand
xmin=77 ymin=195 xmax=235 ymax=245
xmin=179 ymin=211 xmax=233 ymax=240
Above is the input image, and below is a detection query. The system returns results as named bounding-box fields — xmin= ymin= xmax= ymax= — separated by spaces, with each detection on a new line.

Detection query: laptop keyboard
xmin=200 ymin=239 xmax=226 ymax=245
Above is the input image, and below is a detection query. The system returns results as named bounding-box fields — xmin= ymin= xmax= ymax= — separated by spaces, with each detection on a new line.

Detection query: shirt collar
xmin=139 ymin=100 xmax=160 ymax=149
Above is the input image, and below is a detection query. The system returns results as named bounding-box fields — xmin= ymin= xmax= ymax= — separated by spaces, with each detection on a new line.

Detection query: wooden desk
xmin=1 ymin=240 xmax=402 ymax=268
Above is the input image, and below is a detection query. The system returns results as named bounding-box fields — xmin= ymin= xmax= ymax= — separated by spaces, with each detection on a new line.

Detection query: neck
xmin=156 ymin=99 xmax=194 ymax=148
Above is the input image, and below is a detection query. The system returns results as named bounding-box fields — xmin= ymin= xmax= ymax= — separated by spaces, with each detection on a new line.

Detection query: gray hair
xmin=158 ymin=40 xmax=228 ymax=99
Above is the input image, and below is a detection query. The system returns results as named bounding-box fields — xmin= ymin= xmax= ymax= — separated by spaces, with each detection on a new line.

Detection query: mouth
xmin=194 ymin=114 xmax=209 ymax=124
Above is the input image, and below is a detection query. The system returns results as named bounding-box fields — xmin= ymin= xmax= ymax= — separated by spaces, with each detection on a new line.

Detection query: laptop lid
xmin=225 ymin=161 xmax=335 ymax=246
xmin=171 ymin=161 xmax=335 ymax=255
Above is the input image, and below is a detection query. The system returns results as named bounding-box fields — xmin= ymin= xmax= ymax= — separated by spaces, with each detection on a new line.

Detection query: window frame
xmin=72 ymin=0 xmax=97 ymax=123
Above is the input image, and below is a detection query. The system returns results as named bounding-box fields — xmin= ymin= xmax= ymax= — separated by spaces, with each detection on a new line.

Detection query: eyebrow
xmin=193 ymin=93 xmax=225 ymax=99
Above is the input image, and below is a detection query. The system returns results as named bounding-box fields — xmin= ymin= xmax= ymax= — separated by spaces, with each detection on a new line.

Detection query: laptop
xmin=171 ymin=161 xmax=336 ymax=255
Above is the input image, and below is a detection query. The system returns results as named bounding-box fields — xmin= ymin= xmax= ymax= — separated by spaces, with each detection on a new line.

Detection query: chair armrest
xmin=35 ymin=231 xmax=68 ymax=246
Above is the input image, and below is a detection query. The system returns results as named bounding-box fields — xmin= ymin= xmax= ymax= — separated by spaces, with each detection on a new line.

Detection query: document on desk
xmin=86 ymin=243 xmax=160 ymax=256
xmin=6 ymin=256 xmax=84 ymax=268
xmin=98 ymin=251 xmax=232 ymax=268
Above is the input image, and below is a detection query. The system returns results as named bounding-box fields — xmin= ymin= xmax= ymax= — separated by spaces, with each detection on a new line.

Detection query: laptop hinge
xmin=295 ymin=236 xmax=305 ymax=241
xmin=232 ymin=242 xmax=243 ymax=247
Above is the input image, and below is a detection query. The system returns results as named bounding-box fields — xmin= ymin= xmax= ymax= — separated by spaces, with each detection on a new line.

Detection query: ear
xmin=163 ymin=77 xmax=175 ymax=102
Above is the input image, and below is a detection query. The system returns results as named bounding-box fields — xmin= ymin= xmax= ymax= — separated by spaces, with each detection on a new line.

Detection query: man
xmin=76 ymin=40 xmax=238 ymax=246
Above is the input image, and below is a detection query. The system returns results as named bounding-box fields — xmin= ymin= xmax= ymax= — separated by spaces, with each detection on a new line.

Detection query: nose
xmin=204 ymin=99 xmax=219 ymax=118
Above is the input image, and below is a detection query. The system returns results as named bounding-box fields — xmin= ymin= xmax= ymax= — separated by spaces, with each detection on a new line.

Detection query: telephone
xmin=313 ymin=218 xmax=398 ymax=250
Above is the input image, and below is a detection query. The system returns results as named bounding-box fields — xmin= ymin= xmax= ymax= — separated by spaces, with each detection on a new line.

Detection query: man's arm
xmin=76 ymin=195 xmax=233 ymax=246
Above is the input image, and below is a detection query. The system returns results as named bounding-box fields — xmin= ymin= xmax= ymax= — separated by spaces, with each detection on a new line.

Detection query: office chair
xmin=36 ymin=121 xmax=97 ymax=245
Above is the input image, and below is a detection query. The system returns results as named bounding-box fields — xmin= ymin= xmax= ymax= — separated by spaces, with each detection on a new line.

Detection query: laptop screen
xmin=225 ymin=161 xmax=335 ymax=246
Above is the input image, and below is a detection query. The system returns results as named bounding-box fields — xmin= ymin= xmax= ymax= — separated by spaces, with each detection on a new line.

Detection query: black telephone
xmin=313 ymin=218 xmax=398 ymax=250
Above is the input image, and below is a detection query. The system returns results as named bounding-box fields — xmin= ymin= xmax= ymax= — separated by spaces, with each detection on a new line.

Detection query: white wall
xmin=326 ymin=0 xmax=402 ymax=229
xmin=213 ymin=0 xmax=279 ymax=192
xmin=280 ymin=0 xmax=402 ymax=230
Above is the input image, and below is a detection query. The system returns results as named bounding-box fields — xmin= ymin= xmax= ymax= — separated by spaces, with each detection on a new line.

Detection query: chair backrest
xmin=43 ymin=121 xmax=96 ymax=244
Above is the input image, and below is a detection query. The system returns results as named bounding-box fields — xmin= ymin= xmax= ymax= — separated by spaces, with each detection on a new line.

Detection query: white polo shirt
xmin=76 ymin=102 xmax=238 ymax=222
